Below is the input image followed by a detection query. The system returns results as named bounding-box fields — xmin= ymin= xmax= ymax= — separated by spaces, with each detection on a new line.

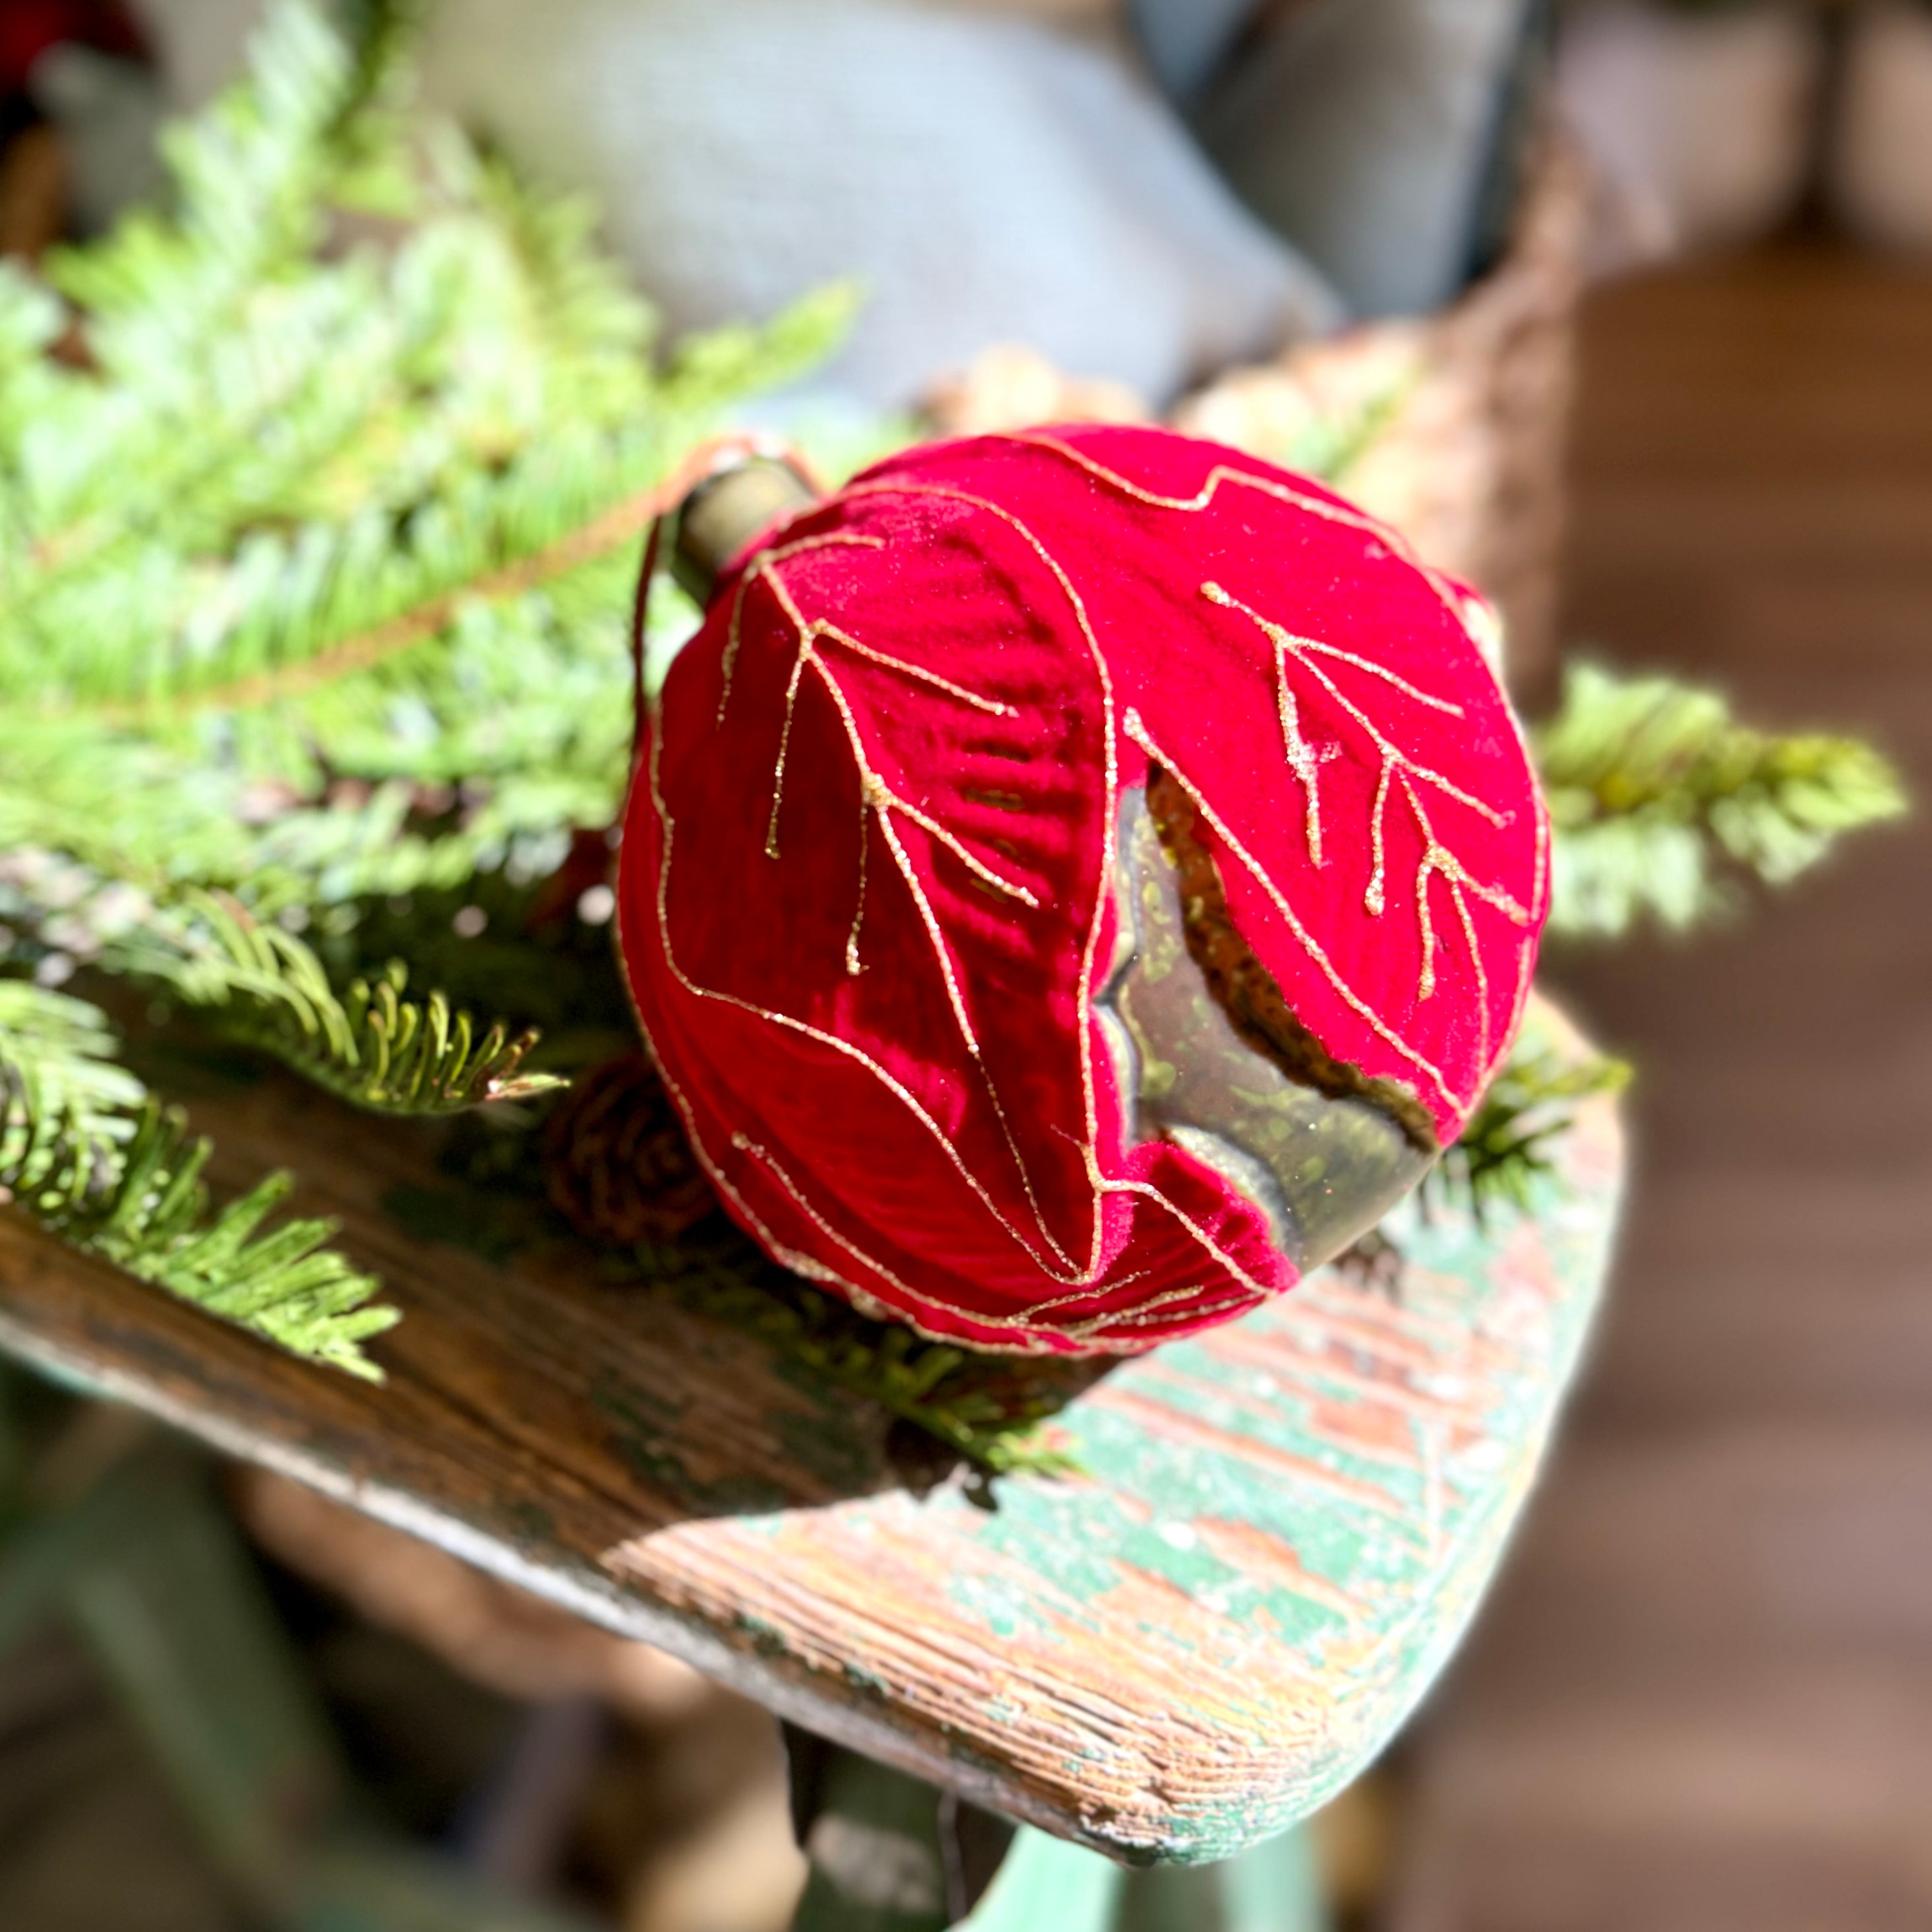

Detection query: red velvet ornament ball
xmin=619 ymin=426 xmax=1549 ymax=1354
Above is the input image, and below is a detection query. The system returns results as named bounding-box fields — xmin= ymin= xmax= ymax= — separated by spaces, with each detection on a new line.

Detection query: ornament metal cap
xmin=669 ymin=453 xmax=820 ymax=606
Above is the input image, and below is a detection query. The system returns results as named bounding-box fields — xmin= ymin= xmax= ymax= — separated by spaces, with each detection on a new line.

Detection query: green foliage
xmin=1432 ymin=663 xmax=1903 ymax=1215
xmin=1535 ymin=663 xmax=1907 ymax=938
xmin=0 ymin=0 xmax=846 ymax=928
xmin=0 ymin=980 xmax=145 ymax=1144
xmin=0 ymin=0 xmax=847 ymax=1377
xmin=1 ymin=980 xmax=394 ymax=1379
xmin=628 ymin=1229 xmax=1088 ymax=1477
xmin=117 ymin=891 xmax=563 ymax=1113
xmin=1430 ymin=1038 xmax=1630 ymax=1223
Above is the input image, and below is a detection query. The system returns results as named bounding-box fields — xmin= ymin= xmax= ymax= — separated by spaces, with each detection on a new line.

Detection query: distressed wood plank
xmin=0 ymin=1003 xmax=1620 ymax=1864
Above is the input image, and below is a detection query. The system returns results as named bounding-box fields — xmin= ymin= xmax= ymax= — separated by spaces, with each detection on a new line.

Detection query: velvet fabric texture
xmin=620 ymin=426 xmax=1548 ymax=1353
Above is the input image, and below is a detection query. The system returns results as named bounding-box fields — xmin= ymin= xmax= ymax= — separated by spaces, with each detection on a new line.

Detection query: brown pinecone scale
xmin=542 ymin=1053 xmax=717 ymax=1245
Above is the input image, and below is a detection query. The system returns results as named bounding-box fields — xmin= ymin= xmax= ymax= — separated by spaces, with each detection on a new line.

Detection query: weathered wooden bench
xmin=0 ymin=1001 xmax=1620 ymax=1883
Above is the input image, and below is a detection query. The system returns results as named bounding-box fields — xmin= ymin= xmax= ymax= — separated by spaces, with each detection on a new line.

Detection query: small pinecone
xmin=542 ymin=1053 xmax=717 ymax=1245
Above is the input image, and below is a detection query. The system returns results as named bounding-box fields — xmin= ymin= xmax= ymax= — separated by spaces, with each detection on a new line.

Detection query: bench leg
xmin=785 ymin=1732 xmax=1332 ymax=1932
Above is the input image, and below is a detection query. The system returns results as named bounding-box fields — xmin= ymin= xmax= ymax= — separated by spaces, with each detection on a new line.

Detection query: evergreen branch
xmin=132 ymin=439 xmax=726 ymax=725
xmin=1426 ymin=1039 xmax=1630 ymax=1222
xmin=0 ymin=749 xmax=509 ymax=923
xmin=0 ymin=980 xmax=145 ymax=1152
xmin=1 ymin=979 xmax=395 ymax=1379
xmin=654 ymin=282 xmax=862 ymax=420
xmin=0 ymin=1 xmax=847 ymax=719
xmin=0 ymin=0 xmax=856 ymax=1013
xmin=332 ymin=0 xmax=430 ymax=144
xmin=114 ymin=893 xmax=564 ymax=1115
xmin=624 ymin=1228 xmax=1088 ymax=1476
xmin=1537 ymin=663 xmax=1907 ymax=938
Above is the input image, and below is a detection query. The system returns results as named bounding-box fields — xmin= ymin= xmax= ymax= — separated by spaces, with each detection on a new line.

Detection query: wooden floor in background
xmin=1390 ymin=240 xmax=1932 ymax=1931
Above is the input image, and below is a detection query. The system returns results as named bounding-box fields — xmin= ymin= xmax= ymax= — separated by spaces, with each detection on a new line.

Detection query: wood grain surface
xmin=0 ymin=1006 xmax=1620 ymax=1864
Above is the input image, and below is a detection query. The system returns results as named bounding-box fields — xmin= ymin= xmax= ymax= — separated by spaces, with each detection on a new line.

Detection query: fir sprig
xmin=630 ymin=1230 xmax=1088 ymax=1476
xmin=1 ymin=980 xmax=395 ymax=1378
xmin=1429 ymin=1040 xmax=1630 ymax=1222
xmin=0 ymin=1 xmax=848 ymax=1376
xmin=1535 ymin=663 xmax=1907 ymax=938
xmin=0 ymin=979 xmax=144 ymax=1145
xmin=0 ymin=0 xmax=848 ymax=923
xmin=114 ymin=892 xmax=563 ymax=1114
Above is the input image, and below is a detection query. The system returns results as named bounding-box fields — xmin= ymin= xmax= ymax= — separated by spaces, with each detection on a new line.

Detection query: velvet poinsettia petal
xmin=620 ymin=425 xmax=1548 ymax=1353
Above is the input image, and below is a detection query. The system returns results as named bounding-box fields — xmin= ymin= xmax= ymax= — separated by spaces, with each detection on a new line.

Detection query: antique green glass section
xmin=1095 ymin=790 xmax=1433 ymax=1270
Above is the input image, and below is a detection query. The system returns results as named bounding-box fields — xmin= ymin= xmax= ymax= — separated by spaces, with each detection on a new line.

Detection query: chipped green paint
xmin=841 ymin=1659 xmax=894 ymax=1698
xmin=0 ymin=993 xmax=1620 ymax=1871
xmin=950 ymin=1574 xmax=1030 ymax=1641
xmin=803 ymin=1080 xmax=1621 ymax=1862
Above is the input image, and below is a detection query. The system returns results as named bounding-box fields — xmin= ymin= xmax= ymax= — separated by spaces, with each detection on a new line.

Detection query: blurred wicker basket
xmin=928 ymin=134 xmax=1592 ymax=700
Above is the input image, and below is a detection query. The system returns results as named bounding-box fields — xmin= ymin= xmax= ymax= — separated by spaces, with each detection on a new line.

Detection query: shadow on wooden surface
xmin=0 ymin=1001 xmax=1621 ymax=1865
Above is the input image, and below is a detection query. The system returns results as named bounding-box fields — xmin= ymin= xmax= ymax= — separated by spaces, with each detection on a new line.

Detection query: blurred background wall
xmin=1394 ymin=229 xmax=1932 ymax=1932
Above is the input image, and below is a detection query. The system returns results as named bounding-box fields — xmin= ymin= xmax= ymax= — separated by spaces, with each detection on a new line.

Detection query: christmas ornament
xmin=619 ymin=426 xmax=1549 ymax=1354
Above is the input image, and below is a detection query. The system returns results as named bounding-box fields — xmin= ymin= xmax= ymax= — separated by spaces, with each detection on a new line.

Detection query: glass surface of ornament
xmin=1100 ymin=786 xmax=1433 ymax=1274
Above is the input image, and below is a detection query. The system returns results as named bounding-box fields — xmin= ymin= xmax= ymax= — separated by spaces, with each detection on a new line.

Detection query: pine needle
xmin=1 ymin=979 xmax=395 ymax=1379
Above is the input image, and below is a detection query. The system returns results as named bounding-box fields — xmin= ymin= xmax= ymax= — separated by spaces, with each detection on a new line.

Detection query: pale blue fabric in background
xmin=1126 ymin=0 xmax=1256 ymax=106
xmin=1185 ymin=0 xmax=1537 ymax=320
xmin=126 ymin=0 xmax=1532 ymax=408
xmin=418 ymin=0 xmax=1343 ymax=410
